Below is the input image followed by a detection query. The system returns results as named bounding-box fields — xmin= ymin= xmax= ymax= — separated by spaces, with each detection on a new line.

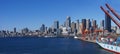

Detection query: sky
xmin=0 ymin=0 xmax=120 ymax=31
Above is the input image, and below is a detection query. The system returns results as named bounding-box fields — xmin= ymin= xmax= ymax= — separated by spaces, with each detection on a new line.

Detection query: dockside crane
xmin=100 ymin=3 xmax=120 ymax=28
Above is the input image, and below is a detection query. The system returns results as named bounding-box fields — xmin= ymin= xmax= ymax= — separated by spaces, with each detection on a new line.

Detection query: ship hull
xmin=96 ymin=41 xmax=120 ymax=54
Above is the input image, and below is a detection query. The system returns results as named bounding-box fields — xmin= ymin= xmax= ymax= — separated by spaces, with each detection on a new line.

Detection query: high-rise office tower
xmin=100 ymin=20 xmax=104 ymax=27
xmin=66 ymin=16 xmax=71 ymax=28
xmin=105 ymin=11 xmax=111 ymax=32
xmin=76 ymin=19 xmax=79 ymax=33
xmin=71 ymin=22 xmax=76 ymax=33
xmin=86 ymin=19 xmax=91 ymax=30
xmin=40 ymin=24 xmax=45 ymax=32
xmin=82 ymin=19 xmax=86 ymax=31
xmin=54 ymin=20 xmax=59 ymax=35
xmin=14 ymin=27 xmax=16 ymax=33
xmin=22 ymin=28 xmax=29 ymax=34
xmin=54 ymin=20 xmax=59 ymax=29
xmin=92 ymin=19 xmax=97 ymax=29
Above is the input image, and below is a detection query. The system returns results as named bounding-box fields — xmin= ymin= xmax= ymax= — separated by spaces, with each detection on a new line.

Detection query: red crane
xmin=100 ymin=3 xmax=120 ymax=28
xmin=105 ymin=4 xmax=120 ymax=21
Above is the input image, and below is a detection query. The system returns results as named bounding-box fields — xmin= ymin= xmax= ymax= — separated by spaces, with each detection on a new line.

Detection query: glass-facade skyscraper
xmin=105 ymin=11 xmax=111 ymax=32
xmin=66 ymin=16 xmax=71 ymax=28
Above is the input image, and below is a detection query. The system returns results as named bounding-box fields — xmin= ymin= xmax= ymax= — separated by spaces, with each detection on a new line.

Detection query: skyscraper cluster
xmin=0 ymin=14 xmax=119 ymax=37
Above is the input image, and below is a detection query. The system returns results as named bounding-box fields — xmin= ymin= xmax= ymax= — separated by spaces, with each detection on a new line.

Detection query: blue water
xmin=0 ymin=37 xmax=113 ymax=54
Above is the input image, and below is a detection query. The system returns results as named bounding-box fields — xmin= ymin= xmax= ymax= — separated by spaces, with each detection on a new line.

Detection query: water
xmin=0 ymin=37 xmax=114 ymax=54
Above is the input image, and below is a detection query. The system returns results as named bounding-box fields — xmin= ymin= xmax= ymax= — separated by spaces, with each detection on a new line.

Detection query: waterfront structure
xmin=61 ymin=27 xmax=69 ymax=35
xmin=105 ymin=11 xmax=111 ymax=32
xmin=116 ymin=27 xmax=120 ymax=34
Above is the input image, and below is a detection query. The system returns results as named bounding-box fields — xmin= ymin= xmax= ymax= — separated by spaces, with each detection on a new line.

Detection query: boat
xmin=96 ymin=37 xmax=120 ymax=53
xmin=74 ymin=36 xmax=78 ymax=39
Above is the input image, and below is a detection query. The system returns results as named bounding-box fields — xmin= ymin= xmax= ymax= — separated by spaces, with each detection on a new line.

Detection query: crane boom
xmin=106 ymin=4 xmax=120 ymax=21
xmin=100 ymin=6 xmax=120 ymax=28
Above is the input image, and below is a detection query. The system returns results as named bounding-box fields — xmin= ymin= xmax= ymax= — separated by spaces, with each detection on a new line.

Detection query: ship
xmin=96 ymin=2 xmax=120 ymax=54
xmin=96 ymin=36 xmax=120 ymax=53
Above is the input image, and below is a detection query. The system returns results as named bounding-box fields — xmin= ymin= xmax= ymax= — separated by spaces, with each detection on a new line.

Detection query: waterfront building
xmin=116 ymin=27 xmax=120 ymax=34
xmin=105 ymin=11 xmax=111 ymax=32
xmin=65 ymin=16 xmax=71 ymax=28
xmin=62 ymin=27 xmax=69 ymax=35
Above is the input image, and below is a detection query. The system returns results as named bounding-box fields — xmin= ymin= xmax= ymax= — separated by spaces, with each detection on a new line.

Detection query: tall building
xmin=105 ymin=11 xmax=111 ymax=32
xmin=79 ymin=22 xmax=83 ymax=34
xmin=22 ymin=28 xmax=29 ymax=34
xmin=14 ymin=27 xmax=16 ymax=33
xmin=100 ymin=20 xmax=104 ymax=27
xmin=82 ymin=19 xmax=86 ymax=31
xmin=86 ymin=19 xmax=91 ymax=30
xmin=54 ymin=20 xmax=59 ymax=35
xmin=71 ymin=22 xmax=76 ymax=33
xmin=40 ymin=24 xmax=45 ymax=32
xmin=76 ymin=19 xmax=79 ymax=33
xmin=66 ymin=16 xmax=71 ymax=28
xmin=92 ymin=19 xmax=97 ymax=29
xmin=54 ymin=20 xmax=59 ymax=29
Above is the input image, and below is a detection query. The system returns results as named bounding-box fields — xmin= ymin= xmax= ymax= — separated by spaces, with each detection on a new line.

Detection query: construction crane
xmin=100 ymin=3 xmax=120 ymax=28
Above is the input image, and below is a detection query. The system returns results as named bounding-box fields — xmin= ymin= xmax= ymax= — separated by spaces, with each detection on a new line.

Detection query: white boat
xmin=96 ymin=40 xmax=120 ymax=53
xmin=74 ymin=36 xmax=78 ymax=39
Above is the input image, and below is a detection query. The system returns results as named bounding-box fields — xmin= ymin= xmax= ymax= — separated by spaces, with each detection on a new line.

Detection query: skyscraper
xmin=100 ymin=20 xmax=104 ymax=27
xmin=92 ymin=19 xmax=97 ymax=29
xmin=82 ymin=19 xmax=86 ymax=31
xmin=54 ymin=20 xmax=59 ymax=29
xmin=71 ymin=22 xmax=76 ymax=33
xmin=86 ymin=19 xmax=91 ymax=30
xmin=14 ymin=27 xmax=16 ymax=33
xmin=105 ymin=11 xmax=111 ymax=32
xmin=76 ymin=19 xmax=79 ymax=33
xmin=22 ymin=28 xmax=29 ymax=34
xmin=54 ymin=20 xmax=59 ymax=35
xmin=40 ymin=24 xmax=45 ymax=32
xmin=66 ymin=16 xmax=71 ymax=28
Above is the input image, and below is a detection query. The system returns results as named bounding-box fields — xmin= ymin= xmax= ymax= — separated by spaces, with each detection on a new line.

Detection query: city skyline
xmin=0 ymin=0 xmax=120 ymax=30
